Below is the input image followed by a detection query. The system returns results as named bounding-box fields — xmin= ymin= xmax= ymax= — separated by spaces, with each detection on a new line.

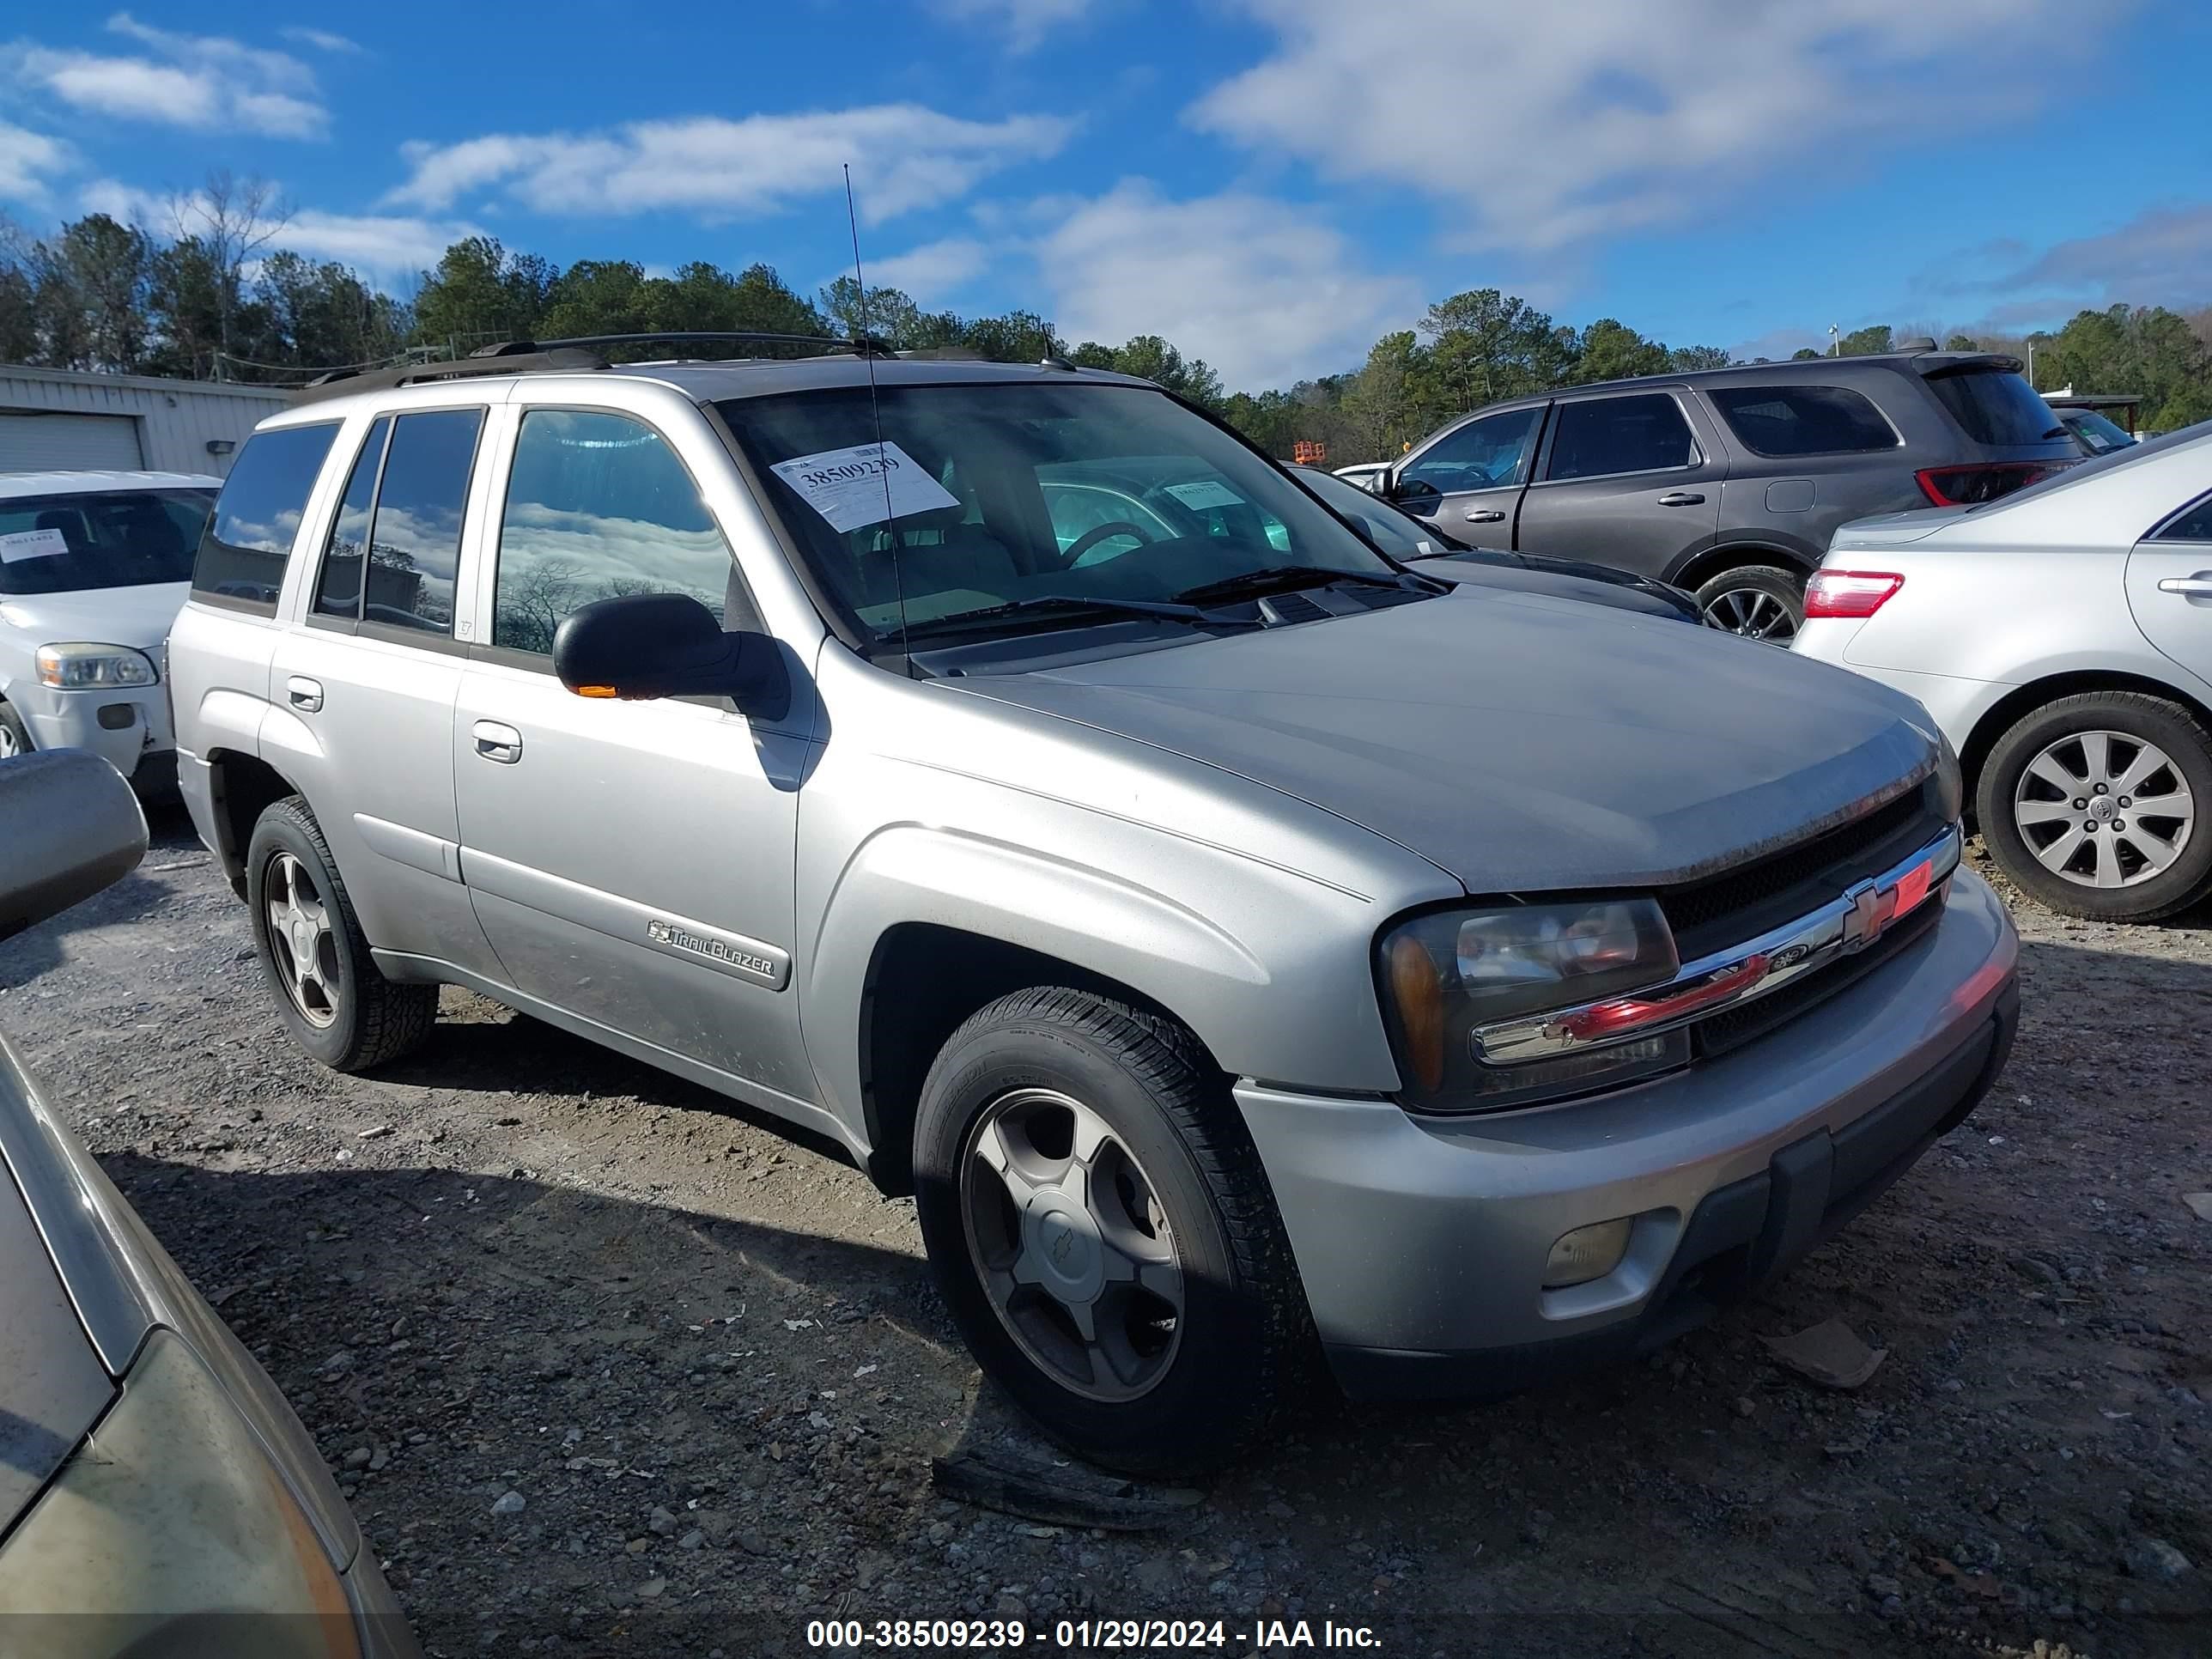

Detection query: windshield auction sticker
xmin=0 ymin=527 xmax=70 ymax=563
xmin=769 ymin=441 xmax=960 ymax=534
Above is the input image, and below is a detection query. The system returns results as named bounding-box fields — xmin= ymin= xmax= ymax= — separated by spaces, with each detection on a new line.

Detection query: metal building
xmin=0 ymin=365 xmax=289 ymax=477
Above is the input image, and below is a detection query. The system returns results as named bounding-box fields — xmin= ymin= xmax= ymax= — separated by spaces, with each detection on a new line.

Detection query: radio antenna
xmin=845 ymin=163 xmax=910 ymax=669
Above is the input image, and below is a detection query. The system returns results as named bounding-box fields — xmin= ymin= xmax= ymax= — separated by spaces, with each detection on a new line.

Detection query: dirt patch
xmin=4 ymin=820 xmax=2209 ymax=1656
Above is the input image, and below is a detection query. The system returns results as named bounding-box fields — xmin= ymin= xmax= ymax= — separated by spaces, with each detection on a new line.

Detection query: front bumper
xmin=18 ymin=684 xmax=175 ymax=790
xmin=1237 ymin=867 xmax=2019 ymax=1400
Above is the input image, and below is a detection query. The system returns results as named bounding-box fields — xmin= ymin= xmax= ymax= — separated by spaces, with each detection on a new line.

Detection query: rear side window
xmin=308 ymin=410 xmax=483 ymax=638
xmin=2156 ymin=493 xmax=2212 ymax=543
xmin=490 ymin=410 xmax=736 ymax=657
xmin=1545 ymin=394 xmax=1698 ymax=481
xmin=1925 ymin=369 xmax=2063 ymax=447
xmin=191 ymin=423 xmax=339 ymax=614
xmin=1708 ymin=386 xmax=1898 ymax=457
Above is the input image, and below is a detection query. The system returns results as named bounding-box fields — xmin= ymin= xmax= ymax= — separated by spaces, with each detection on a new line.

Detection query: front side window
xmin=492 ymin=410 xmax=735 ymax=657
xmin=1545 ymin=394 xmax=1698 ymax=481
xmin=718 ymin=383 xmax=1400 ymax=642
xmin=190 ymin=423 xmax=339 ymax=612
xmin=0 ymin=489 xmax=215 ymax=597
xmin=1708 ymin=386 xmax=1898 ymax=458
xmin=1400 ymin=407 xmax=1543 ymax=499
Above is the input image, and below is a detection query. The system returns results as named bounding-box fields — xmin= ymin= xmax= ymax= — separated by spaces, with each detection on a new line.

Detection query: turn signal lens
xmin=1803 ymin=570 xmax=1904 ymax=619
xmin=1387 ymin=933 xmax=1446 ymax=1092
xmin=574 ymin=684 xmax=620 ymax=699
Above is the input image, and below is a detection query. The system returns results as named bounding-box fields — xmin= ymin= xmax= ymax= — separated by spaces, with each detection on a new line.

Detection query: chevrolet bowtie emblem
xmin=1840 ymin=878 xmax=1887 ymax=952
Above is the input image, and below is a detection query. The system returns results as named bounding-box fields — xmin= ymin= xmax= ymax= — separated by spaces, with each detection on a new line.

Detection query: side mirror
xmin=552 ymin=593 xmax=790 ymax=722
xmin=0 ymin=750 xmax=149 ymax=943
xmin=1371 ymin=469 xmax=1399 ymax=501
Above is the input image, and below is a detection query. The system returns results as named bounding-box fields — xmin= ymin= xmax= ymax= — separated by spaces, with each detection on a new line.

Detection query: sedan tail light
xmin=1804 ymin=570 xmax=1904 ymax=619
xmin=1915 ymin=460 xmax=2070 ymax=506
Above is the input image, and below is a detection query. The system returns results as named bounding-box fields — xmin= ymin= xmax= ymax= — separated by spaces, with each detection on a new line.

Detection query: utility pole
xmin=1828 ymin=325 xmax=1839 ymax=358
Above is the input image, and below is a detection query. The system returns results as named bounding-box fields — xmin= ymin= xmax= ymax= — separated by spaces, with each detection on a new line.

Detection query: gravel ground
xmin=3 ymin=810 xmax=2209 ymax=1658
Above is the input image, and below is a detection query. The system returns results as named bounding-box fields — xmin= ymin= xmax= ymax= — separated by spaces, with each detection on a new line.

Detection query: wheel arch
xmin=856 ymin=923 xmax=1214 ymax=1197
xmin=205 ymin=748 xmax=302 ymax=895
xmin=1959 ymin=669 xmax=2212 ymax=804
xmin=1667 ymin=540 xmax=1820 ymax=594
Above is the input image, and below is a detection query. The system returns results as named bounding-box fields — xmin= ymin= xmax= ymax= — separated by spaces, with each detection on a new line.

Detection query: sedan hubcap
xmin=1702 ymin=586 xmax=1798 ymax=642
xmin=264 ymin=852 xmax=342 ymax=1027
xmin=0 ymin=723 xmax=20 ymax=757
xmin=2014 ymin=730 xmax=2195 ymax=890
xmin=960 ymin=1087 xmax=1182 ymax=1402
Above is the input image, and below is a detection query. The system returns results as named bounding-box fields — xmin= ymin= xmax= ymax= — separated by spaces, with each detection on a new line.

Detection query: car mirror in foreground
xmin=0 ymin=749 xmax=149 ymax=942
xmin=551 ymin=592 xmax=790 ymax=722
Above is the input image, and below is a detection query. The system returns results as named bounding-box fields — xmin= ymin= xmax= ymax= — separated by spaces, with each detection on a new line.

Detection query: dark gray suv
xmin=1377 ymin=349 xmax=2078 ymax=641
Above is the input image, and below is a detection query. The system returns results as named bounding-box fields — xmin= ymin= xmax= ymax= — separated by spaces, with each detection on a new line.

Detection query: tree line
xmin=5 ymin=176 xmax=2209 ymax=459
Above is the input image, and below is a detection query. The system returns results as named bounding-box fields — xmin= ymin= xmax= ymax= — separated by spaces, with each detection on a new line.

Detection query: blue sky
xmin=3 ymin=2 xmax=2209 ymax=389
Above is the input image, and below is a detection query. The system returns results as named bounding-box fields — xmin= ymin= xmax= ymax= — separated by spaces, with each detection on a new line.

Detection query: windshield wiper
xmin=1171 ymin=564 xmax=1406 ymax=607
xmin=895 ymin=592 xmax=1251 ymax=643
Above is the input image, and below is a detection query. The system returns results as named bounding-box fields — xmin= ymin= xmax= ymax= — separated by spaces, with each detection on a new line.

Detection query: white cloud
xmin=1031 ymin=180 xmax=1422 ymax=390
xmin=279 ymin=27 xmax=362 ymax=53
xmin=11 ymin=12 xmax=328 ymax=139
xmin=78 ymin=177 xmax=476 ymax=281
xmin=932 ymin=0 xmax=1095 ymax=52
xmin=868 ymin=237 xmax=992 ymax=301
xmin=386 ymin=106 xmax=1073 ymax=226
xmin=0 ymin=121 xmax=72 ymax=204
xmin=1992 ymin=204 xmax=2212 ymax=310
xmin=1191 ymin=0 xmax=2119 ymax=253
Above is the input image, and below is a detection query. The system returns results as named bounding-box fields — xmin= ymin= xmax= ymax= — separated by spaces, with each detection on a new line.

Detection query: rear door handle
xmin=1656 ymin=491 xmax=1706 ymax=507
xmin=472 ymin=720 xmax=523 ymax=763
xmin=2157 ymin=575 xmax=2212 ymax=599
xmin=285 ymin=676 xmax=323 ymax=713
xmin=1462 ymin=507 xmax=1507 ymax=524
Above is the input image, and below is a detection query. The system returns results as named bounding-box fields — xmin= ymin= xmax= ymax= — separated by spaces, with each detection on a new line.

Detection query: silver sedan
xmin=1794 ymin=423 xmax=2212 ymax=921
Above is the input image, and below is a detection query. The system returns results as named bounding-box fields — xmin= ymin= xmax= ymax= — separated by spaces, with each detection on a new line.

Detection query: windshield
xmin=1292 ymin=466 xmax=1461 ymax=559
xmin=0 ymin=488 xmax=215 ymax=596
xmin=717 ymin=383 xmax=1399 ymax=643
xmin=2063 ymin=409 xmax=2135 ymax=455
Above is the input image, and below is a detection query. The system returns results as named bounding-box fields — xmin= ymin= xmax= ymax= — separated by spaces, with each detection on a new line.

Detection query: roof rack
xmin=291 ymin=345 xmax=607 ymax=403
xmin=288 ymin=331 xmax=898 ymax=404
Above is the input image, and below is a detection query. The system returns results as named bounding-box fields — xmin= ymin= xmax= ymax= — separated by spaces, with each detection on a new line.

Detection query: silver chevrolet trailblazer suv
xmin=167 ymin=337 xmax=2021 ymax=1473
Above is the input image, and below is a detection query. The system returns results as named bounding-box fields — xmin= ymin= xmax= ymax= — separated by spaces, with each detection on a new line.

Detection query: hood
xmin=1829 ymin=504 xmax=1972 ymax=550
xmin=1419 ymin=552 xmax=1701 ymax=623
xmin=956 ymin=586 xmax=1938 ymax=893
xmin=0 ymin=582 xmax=190 ymax=651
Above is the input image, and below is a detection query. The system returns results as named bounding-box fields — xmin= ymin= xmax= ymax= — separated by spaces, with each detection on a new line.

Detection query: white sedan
xmin=1795 ymin=424 xmax=2212 ymax=922
xmin=0 ymin=470 xmax=218 ymax=792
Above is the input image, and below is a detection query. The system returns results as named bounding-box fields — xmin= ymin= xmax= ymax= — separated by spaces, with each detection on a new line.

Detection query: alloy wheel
xmin=960 ymin=1086 xmax=1184 ymax=1402
xmin=2013 ymin=729 xmax=2195 ymax=890
xmin=264 ymin=852 xmax=343 ymax=1027
xmin=1701 ymin=586 xmax=1799 ymax=642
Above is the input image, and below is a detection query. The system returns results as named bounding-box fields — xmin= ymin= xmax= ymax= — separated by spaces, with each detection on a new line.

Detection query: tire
xmin=1976 ymin=691 xmax=2212 ymax=922
xmin=0 ymin=700 xmax=30 ymax=759
xmin=913 ymin=987 xmax=1307 ymax=1475
xmin=1695 ymin=563 xmax=1804 ymax=643
xmin=245 ymin=796 xmax=437 ymax=1070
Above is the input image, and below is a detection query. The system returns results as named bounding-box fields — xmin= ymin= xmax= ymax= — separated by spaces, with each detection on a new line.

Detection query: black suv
xmin=1375 ymin=349 xmax=2077 ymax=641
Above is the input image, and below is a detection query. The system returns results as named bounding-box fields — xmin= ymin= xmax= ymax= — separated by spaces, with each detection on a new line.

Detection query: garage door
xmin=0 ymin=411 xmax=145 ymax=472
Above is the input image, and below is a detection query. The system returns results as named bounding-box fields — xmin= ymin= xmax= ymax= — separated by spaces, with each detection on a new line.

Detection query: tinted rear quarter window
xmin=1924 ymin=368 xmax=2063 ymax=447
xmin=1708 ymin=386 xmax=1899 ymax=457
xmin=358 ymin=409 xmax=481 ymax=635
xmin=191 ymin=423 xmax=340 ymax=613
xmin=2157 ymin=493 xmax=2212 ymax=542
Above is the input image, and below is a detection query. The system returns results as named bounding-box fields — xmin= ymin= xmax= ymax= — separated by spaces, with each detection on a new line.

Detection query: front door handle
xmin=285 ymin=676 xmax=323 ymax=713
xmin=2157 ymin=574 xmax=2212 ymax=599
xmin=1656 ymin=490 xmax=1706 ymax=507
xmin=1463 ymin=507 xmax=1507 ymax=524
xmin=472 ymin=720 xmax=523 ymax=763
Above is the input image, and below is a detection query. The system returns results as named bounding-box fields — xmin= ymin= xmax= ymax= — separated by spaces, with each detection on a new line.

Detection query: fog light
xmin=1544 ymin=1218 xmax=1633 ymax=1289
xmin=97 ymin=702 xmax=137 ymax=730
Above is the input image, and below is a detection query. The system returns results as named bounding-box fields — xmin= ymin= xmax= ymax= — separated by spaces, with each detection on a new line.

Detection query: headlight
xmin=36 ymin=641 xmax=159 ymax=689
xmin=0 ymin=1329 xmax=362 ymax=1655
xmin=1378 ymin=898 xmax=1686 ymax=1112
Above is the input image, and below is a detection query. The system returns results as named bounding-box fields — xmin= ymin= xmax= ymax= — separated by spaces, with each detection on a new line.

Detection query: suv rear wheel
xmin=1977 ymin=691 xmax=2212 ymax=921
xmin=913 ymin=988 xmax=1306 ymax=1475
xmin=1695 ymin=564 xmax=1804 ymax=643
xmin=245 ymin=797 xmax=437 ymax=1070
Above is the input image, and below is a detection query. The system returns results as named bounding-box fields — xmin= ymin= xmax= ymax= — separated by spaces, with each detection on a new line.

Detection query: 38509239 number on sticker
xmin=768 ymin=441 xmax=960 ymax=534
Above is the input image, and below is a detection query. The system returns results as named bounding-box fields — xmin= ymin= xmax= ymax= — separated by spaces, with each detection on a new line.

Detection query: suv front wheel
xmin=913 ymin=988 xmax=1307 ymax=1475
xmin=246 ymin=797 xmax=438 ymax=1071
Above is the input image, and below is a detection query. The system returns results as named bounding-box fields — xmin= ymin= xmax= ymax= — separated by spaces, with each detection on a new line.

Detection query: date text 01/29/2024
xmin=804 ymin=1618 xmax=1383 ymax=1650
